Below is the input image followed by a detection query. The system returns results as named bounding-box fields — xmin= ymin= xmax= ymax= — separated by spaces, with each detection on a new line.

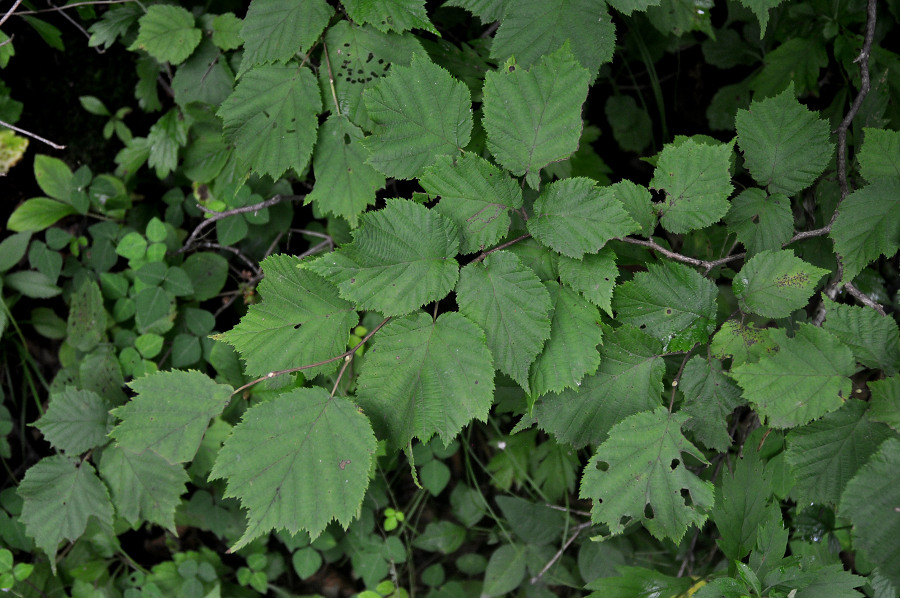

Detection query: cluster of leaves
xmin=1 ymin=0 xmax=900 ymax=596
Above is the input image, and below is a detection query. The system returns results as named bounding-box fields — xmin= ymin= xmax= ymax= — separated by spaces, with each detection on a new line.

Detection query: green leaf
xmin=87 ymin=4 xmax=141 ymax=50
xmin=822 ymin=297 xmax=900 ymax=374
xmin=482 ymin=45 xmax=590 ymax=188
xmin=711 ymin=449 xmax=775 ymax=562
xmin=711 ymin=320 xmax=776 ymax=367
xmin=357 ymin=312 xmax=494 ymax=450
xmin=0 ymin=231 xmax=30 ymax=272
xmin=129 ymin=5 xmax=202 ymax=65
xmin=444 ymin=0 xmax=509 ymax=21
xmin=725 ymin=189 xmax=793 ymax=256
xmin=306 ymin=115 xmax=385 ymax=227
xmin=172 ymin=39 xmax=235 ymax=107
xmin=362 ymin=53 xmax=472 ymax=179
xmin=341 ymin=0 xmax=437 ymax=34
xmin=858 ymin=127 xmax=900 ymax=182
xmin=786 ymin=400 xmax=894 ymax=505
xmin=490 ymin=0 xmax=615 ymax=77
xmin=456 ymin=251 xmax=552 ymax=392
xmin=495 ymin=496 xmax=566 ymax=545
xmin=613 ymin=260 xmax=718 ymax=352
xmin=528 ymin=283 xmax=602 ymax=397
xmin=110 ymin=371 xmax=233 ymax=463
xmin=98 ymin=445 xmax=189 ymax=532
xmin=238 ymin=0 xmax=334 ymax=74
xmin=869 ymin=376 xmax=900 ymax=432
xmin=2 ymin=270 xmax=61 ymax=299
xmin=650 ymin=138 xmax=734 ymax=234
xmin=305 ymin=199 xmax=459 ymax=316
xmin=734 ymin=250 xmax=828 ymax=319
xmin=731 ymin=324 xmax=855 ymax=428
xmin=210 ymin=388 xmax=376 ymax=549
xmin=7 ymin=197 xmax=78 ymax=232
xmin=421 ymin=153 xmax=522 ymax=254
xmin=67 ymin=280 xmax=105 ymax=352
xmin=611 ymin=180 xmax=656 ymax=236
xmin=533 ymin=324 xmax=664 ymax=447
xmin=211 ymin=13 xmax=243 ymax=51
xmin=481 ymin=544 xmax=527 ymax=597
xmin=735 ymin=84 xmax=834 ymax=195
xmin=679 ymin=357 xmax=744 ymax=452
xmin=34 ymin=388 xmax=109 ymax=455
xmin=18 ymin=455 xmax=114 ymax=573
xmin=829 ymin=179 xmax=900 ymax=283
xmin=219 ymin=64 xmax=321 ymax=179
xmin=320 ymin=21 xmax=424 ymax=130
xmin=216 ymin=254 xmax=358 ymax=378
xmin=838 ymin=438 xmax=900 ymax=588
xmin=558 ymin=248 xmax=618 ymax=316
xmin=752 ymin=37 xmax=828 ymax=98
xmin=737 ymin=0 xmax=787 ymax=37
xmin=580 ymin=408 xmax=714 ymax=542
xmin=605 ymin=95 xmax=653 ymax=153
xmin=528 ymin=178 xmax=638 ymax=258
xmin=182 ymin=252 xmax=229 ymax=301
xmin=586 ymin=567 xmax=692 ymax=597
xmin=33 ymin=155 xmax=72 ymax=202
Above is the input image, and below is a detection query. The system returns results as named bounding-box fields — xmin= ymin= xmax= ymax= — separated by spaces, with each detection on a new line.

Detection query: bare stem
xmin=0 ymin=118 xmax=66 ymax=149
xmin=179 ymin=194 xmax=304 ymax=254
xmin=471 ymin=233 xmax=531 ymax=264
xmin=530 ymin=520 xmax=593 ymax=584
xmin=322 ymin=40 xmax=341 ymax=115
xmin=231 ymin=317 xmax=392 ymax=397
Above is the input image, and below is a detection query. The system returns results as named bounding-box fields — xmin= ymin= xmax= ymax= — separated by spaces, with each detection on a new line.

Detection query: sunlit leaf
xmin=733 ymin=250 xmax=829 ymax=319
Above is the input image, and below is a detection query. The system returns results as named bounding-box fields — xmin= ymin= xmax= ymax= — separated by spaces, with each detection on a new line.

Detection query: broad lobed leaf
xmin=482 ymin=45 xmax=590 ymax=188
xmin=580 ymin=408 xmax=714 ymax=543
xmin=356 ymin=312 xmax=495 ymax=449
xmin=304 ymin=198 xmax=460 ymax=316
xmin=456 ymin=251 xmax=552 ymax=393
xmin=215 ymin=254 xmax=359 ymax=378
xmin=210 ymin=388 xmax=377 ymax=549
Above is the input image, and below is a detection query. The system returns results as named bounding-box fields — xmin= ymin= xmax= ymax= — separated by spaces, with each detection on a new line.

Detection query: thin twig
xmin=0 ymin=34 xmax=13 ymax=49
xmin=330 ymin=355 xmax=353 ymax=397
xmin=322 ymin=40 xmax=341 ymax=115
xmin=193 ymin=242 xmax=261 ymax=277
xmin=0 ymin=0 xmax=24 ymax=27
xmin=833 ymin=0 xmax=878 ymax=205
xmin=843 ymin=282 xmax=887 ymax=316
xmin=668 ymin=348 xmax=696 ymax=413
xmin=178 ymin=194 xmax=303 ymax=254
xmin=47 ymin=0 xmax=92 ymax=42
xmin=10 ymin=0 xmax=136 ymax=15
xmin=0 ymin=118 xmax=65 ymax=149
xmin=530 ymin=520 xmax=593 ymax=584
xmin=230 ymin=317 xmax=392 ymax=397
xmin=471 ymin=233 xmax=531 ymax=264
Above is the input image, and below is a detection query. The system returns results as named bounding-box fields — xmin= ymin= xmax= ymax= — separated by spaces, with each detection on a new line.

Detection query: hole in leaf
xmin=644 ymin=504 xmax=654 ymax=519
xmin=681 ymin=488 xmax=693 ymax=506
xmin=508 ymin=65 xmax=515 ymax=72
xmin=639 ymin=324 xmax=647 ymax=330
xmin=343 ymin=134 xmax=352 ymax=145
xmin=670 ymin=459 xmax=679 ymax=470
xmin=595 ymin=460 xmax=609 ymax=472
xmin=665 ymin=308 xmax=673 ymax=315
xmin=293 ymin=323 xmax=302 ymax=329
